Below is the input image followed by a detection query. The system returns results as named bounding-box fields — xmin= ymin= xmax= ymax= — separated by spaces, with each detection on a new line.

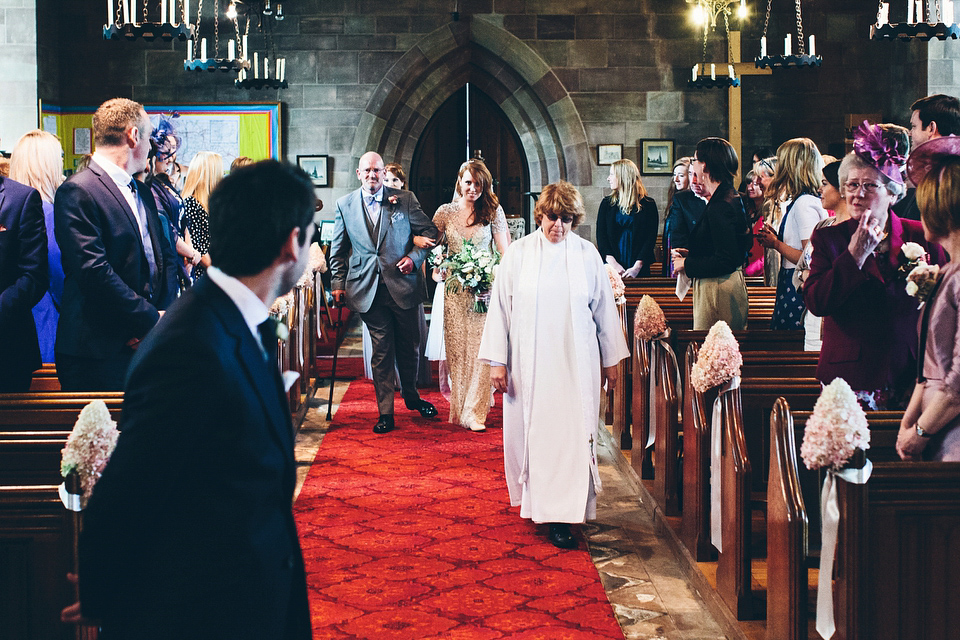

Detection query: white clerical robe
xmin=478 ymin=229 xmax=629 ymax=523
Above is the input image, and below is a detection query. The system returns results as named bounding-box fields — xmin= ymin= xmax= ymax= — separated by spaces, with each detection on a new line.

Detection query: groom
xmin=330 ymin=151 xmax=439 ymax=434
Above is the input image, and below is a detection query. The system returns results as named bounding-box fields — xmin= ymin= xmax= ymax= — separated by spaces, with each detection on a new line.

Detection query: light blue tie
xmin=129 ymin=180 xmax=159 ymax=291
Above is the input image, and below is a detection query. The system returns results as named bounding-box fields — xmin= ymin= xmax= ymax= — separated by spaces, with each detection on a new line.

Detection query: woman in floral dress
xmin=433 ymin=160 xmax=511 ymax=431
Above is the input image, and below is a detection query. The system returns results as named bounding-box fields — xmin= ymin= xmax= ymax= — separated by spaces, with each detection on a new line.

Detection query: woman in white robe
xmin=478 ymin=181 xmax=629 ymax=550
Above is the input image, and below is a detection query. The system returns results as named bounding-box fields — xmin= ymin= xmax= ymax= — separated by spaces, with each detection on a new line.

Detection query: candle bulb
xmin=242 ymin=34 xmax=248 ymax=59
xmin=946 ymin=0 xmax=955 ymax=24
xmin=186 ymin=38 xmax=192 ymax=61
xmin=710 ymin=63 xmax=716 ymax=80
xmin=200 ymin=37 xmax=206 ymax=60
xmin=916 ymin=0 xmax=924 ymax=22
xmin=760 ymin=35 xmax=767 ymax=57
xmin=878 ymin=2 xmax=889 ymax=25
xmin=228 ymin=39 xmax=235 ymax=60
xmin=908 ymin=0 xmax=915 ymax=23
xmin=122 ymin=0 xmax=130 ymax=24
xmin=160 ymin=0 xmax=166 ymax=24
xmin=275 ymin=58 xmax=281 ymax=79
xmin=280 ymin=58 xmax=285 ymax=82
xmin=728 ymin=64 xmax=734 ymax=78
xmin=254 ymin=52 xmax=259 ymax=78
xmin=265 ymin=57 xmax=269 ymax=79
xmin=184 ymin=0 xmax=190 ymax=25
xmin=692 ymin=64 xmax=698 ymax=82
xmin=784 ymin=33 xmax=792 ymax=56
xmin=808 ymin=34 xmax=815 ymax=56
xmin=107 ymin=0 xmax=114 ymax=26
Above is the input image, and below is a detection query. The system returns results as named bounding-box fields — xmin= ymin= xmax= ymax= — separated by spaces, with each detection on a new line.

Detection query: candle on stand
xmin=275 ymin=58 xmax=281 ymax=79
xmin=878 ymin=2 xmax=889 ymax=25
xmin=160 ymin=0 xmax=166 ymax=24
xmin=908 ymin=0 xmax=915 ymax=23
xmin=728 ymin=64 xmax=734 ymax=78
xmin=107 ymin=0 xmax=114 ymax=26
xmin=280 ymin=58 xmax=285 ymax=82
xmin=200 ymin=37 xmax=207 ymax=60
xmin=760 ymin=36 xmax=767 ymax=57
xmin=784 ymin=33 xmax=792 ymax=56
xmin=710 ymin=63 xmax=716 ymax=80
xmin=692 ymin=64 xmax=698 ymax=82
xmin=265 ymin=57 xmax=270 ymax=79
xmin=808 ymin=34 xmax=815 ymax=56
xmin=242 ymin=35 xmax=248 ymax=59
xmin=228 ymin=39 xmax=235 ymax=60
xmin=254 ymin=52 xmax=259 ymax=78
xmin=186 ymin=38 xmax=192 ymax=61
xmin=122 ymin=0 xmax=130 ymax=24
xmin=916 ymin=0 xmax=924 ymax=22
xmin=946 ymin=1 xmax=955 ymax=25
xmin=238 ymin=68 xmax=245 ymax=82
xmin=184 ymin=0 xmax=190 ymax=25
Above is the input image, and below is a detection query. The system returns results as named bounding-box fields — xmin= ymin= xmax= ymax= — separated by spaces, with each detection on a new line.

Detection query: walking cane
xmin=325 ymin=299 xmax=346 ymax=421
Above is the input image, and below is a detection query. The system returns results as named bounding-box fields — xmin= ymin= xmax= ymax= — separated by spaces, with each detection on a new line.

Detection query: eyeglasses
xmin=545 ymin=213 xmax=574 ymax=224
xmin=844 ymin=181 xmax=882 ymax=195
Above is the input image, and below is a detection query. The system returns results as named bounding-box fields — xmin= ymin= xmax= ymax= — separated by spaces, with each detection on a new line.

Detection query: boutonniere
xmin=906 ymin=263 xmax=941 ymax=308
xmin=387 ymin=194 xmax=399 ymax=206
xmin=275 ymin=322 xmax=289 ymax=342
xmin=897 ymin=241 xmax=929 ymax=278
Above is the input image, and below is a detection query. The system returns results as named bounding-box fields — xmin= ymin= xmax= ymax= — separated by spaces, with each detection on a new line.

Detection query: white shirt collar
xmin=206 ymin=266 xmax=270 ymax=345
xmin=92 ymin=151 xmax=135 ymax=189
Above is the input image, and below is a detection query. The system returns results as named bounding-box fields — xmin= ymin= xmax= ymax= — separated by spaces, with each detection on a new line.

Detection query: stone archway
xmin=352 ymin=17 xmax=591 ymax=191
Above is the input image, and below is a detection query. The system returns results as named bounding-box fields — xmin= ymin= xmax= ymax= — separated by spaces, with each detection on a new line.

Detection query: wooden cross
xmin=726 ymin=31 xmax=771 ymax=175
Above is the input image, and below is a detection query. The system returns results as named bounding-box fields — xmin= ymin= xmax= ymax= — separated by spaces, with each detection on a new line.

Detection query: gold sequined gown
xmin=433 ymin=203 xmax=508 ymax=429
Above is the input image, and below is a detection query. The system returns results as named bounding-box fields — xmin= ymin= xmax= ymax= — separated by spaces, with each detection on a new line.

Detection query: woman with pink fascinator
xmin=803 ymin=122 xmax=947 ymax=410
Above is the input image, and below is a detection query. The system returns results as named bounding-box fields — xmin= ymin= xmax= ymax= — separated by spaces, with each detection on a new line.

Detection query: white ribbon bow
xmin=816 ymin=458 xmax=873 ymax=639
xmin=58 ymin=483 xmax=83 ymax=512
xmin=710 ymin=375 xmax=741 ymax=552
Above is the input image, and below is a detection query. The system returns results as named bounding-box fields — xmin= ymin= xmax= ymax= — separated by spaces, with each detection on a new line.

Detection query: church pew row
xmin=29 ymin=364 xmax=60 ymax=391
xmin=624 ymin=276 xmax=767 ymax=289
xmin=767 ymin=401 xmax=960 ymax=640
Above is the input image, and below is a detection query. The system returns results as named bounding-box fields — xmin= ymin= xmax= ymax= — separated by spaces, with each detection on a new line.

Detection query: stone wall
xmin=30 ymin=0 xmax=958 ymax=234
xmin=0 ymin=0 xmax=37 ymax=153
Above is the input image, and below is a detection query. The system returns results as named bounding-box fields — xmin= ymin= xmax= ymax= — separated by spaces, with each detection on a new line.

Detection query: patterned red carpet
xmin=293 ymin=380 xmax=624 ymax=639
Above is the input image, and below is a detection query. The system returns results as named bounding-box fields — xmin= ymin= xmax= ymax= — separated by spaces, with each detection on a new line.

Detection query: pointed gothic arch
xmin=352 ymin=17 xmax=591 ymax=190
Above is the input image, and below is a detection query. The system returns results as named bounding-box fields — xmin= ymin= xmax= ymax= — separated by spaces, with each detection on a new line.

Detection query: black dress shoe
xmin=373 ymin=415 xmax=395 ymax=434
xmin=404 ymin=397 xmax=438 ymax=418
xmin=548 ymin=523 xmax=577 ymax=549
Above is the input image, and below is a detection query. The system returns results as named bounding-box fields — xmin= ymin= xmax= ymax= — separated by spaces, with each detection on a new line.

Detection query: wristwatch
xmin=915 ymin=423 xmax=933 ymax=438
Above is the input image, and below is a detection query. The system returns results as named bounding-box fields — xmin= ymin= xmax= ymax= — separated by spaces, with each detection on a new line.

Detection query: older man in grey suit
xmin=330 ymin=152 xmax=439 ymax=434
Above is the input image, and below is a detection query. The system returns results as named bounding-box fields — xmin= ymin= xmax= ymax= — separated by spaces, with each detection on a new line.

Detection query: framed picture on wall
xmin=318 ymin=220 xmax=336 ymax=245
xmin=597 ymin=144 xmax=623 ymax=166
xmin=298 ymin=155 xmax=329 ymax=187
xmin=640 ymin=140 xmax=674 ymax=175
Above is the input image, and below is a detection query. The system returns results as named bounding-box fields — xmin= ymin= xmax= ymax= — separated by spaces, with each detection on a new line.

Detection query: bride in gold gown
xmin=432 ymin=160 xmax=511 ymax=431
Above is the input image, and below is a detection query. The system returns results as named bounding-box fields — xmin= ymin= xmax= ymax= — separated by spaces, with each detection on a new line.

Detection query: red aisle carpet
xmin=293 ymin=380 xmax=625 ymax=639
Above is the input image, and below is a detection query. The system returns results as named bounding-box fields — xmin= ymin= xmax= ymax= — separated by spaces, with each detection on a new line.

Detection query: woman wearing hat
xmin=897 ymin=135 xmax=960 ymax=461
xmin=803 ymin=122 xmax=947 ymax=409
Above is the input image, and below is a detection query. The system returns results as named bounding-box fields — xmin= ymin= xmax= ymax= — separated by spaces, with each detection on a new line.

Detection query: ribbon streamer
xmin=647 ymin=332 xmax=682 ymax=450
xmin=710 ymin=375 xmax=741 ymax=552
xmin=815 ymin=458 xmax=873 ymax=639
xmin=58 ymin=483 xmax=83 ymax=512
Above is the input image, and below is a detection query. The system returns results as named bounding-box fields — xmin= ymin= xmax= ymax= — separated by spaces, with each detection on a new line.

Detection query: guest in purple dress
xmin=10 ymin=130 xmax=65 ymax=364
xmin=897 ymin=135 xmax=960 ymax=461
xmin=804 ymin=123 xmax=947 ymax=410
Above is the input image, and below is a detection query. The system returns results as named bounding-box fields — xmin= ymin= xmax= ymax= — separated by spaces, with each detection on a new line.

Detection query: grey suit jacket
xmin=329 ymin=186 xmax=437 ymax=313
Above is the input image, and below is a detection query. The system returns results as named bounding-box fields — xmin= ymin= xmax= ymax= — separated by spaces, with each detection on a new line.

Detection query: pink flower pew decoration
xmin=691 ymin=320 xmax=742 ymax=393
xmin=605 ymin=265 xmax=626 ymax=305
xmin=634 ymin=295 xmax=667 ymax=342
xmin=60 ymin=400 xmax=120 ymax=507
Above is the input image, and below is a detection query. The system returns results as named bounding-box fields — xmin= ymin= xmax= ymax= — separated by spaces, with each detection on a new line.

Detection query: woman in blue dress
xmin=596 ymin=159 xmax=659 ymax=278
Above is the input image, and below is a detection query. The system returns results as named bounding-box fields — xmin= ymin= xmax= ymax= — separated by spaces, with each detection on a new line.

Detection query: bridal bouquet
xmin=800 ymin=378 xmax=870 ymax=471
xmin=60 ymin=400 xmax=120 ymax=503
xmin=606 ymin=265 xmax=626 ymax=305
xmin=443 ymin=239 xmax=500 ymax=313
xmin=691 ymin=320 xmax=742 ymax=393
xmin=634 ymin=295 xmax=667 ymax=341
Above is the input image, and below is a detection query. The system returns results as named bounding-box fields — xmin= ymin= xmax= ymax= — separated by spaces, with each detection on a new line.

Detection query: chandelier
xmin=755 ymin=0 xmax=822 ymax=68
xmin=687 ymin=0 xmax=749 ymax=88
xmin=103 ymin=0 xmax=193 ymax=41
xmin=870 ymin=1 xmax=960 ymax=40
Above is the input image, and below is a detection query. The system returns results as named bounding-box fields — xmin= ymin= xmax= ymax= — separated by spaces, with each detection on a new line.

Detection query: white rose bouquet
xmin=443 ymin=239 xmax=500 ymax=313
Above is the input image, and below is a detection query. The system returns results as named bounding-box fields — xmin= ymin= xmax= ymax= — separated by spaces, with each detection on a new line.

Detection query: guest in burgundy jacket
xmin=804 ymin=122 xmax=946 ymax=409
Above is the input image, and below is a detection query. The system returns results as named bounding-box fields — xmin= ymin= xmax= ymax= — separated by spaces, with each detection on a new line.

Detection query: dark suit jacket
xmin=79 ymin=277 xmax=311 ymax=639
xmin=684 ymin=181 xmax=752 ymax=279
xmin=596 ymin=195 xmax=659 ymax=273
xmin=664 ymin=189 xmax=707 ymax=250
xmin=804 ymin=213 xmax=946 ymax=393
xmin=54 ymin=160 xmax=178 ymax=360
xmin=329 ymin=186 xmax=438 ymax=313
xmin=0 ymin=177 xmax=47 ymax=382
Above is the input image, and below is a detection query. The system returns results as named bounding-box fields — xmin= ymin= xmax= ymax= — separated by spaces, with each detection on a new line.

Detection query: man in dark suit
xmin=54 ymin=97 xmax=178 ymax=391
xmin=330 ymin=151 xmax=439 ymax=434
xmin=0 ymin=175 xmax=47 ymax=391
xmin=65 ymin=161 xmax=314 ymax=639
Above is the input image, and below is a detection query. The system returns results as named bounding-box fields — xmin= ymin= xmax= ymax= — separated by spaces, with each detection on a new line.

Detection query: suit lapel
xmin=204 ymin=280 xmax=294 ymax=464
xmin=89 ymin=161 xmax=142 ymax=241
xmin=0 ymin=176 xmax=6 ymax=213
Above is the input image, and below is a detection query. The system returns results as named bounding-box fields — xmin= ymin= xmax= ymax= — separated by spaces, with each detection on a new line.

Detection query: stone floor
xmin=291 ymin=375 xmax=735 ymax=639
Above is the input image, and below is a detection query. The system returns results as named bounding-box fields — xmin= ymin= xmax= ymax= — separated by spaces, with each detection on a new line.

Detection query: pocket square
xmin=390 ymin=211 xmax=404 ymax=224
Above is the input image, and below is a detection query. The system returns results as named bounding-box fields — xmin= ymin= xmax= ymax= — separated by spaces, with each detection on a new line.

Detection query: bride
xmin=431 ymin=160 xmax=511 ymax=431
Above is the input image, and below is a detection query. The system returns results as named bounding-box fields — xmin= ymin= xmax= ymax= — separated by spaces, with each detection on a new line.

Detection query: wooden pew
xmin=630 ymin=338 xmax=653 ymax=480
xmin=651 ymin=336 xmax=682 ymax=516
xmin=29 ymin=363 xmax=60 ymax=391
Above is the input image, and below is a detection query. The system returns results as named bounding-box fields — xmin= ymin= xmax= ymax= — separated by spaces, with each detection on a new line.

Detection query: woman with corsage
xmin=897 ymin=136 xmax=960 ymax=461
xmin=804 ymin=122 xmax=946 ymax=410
xmin=432 ymin=160 xmax=510 ymax=431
